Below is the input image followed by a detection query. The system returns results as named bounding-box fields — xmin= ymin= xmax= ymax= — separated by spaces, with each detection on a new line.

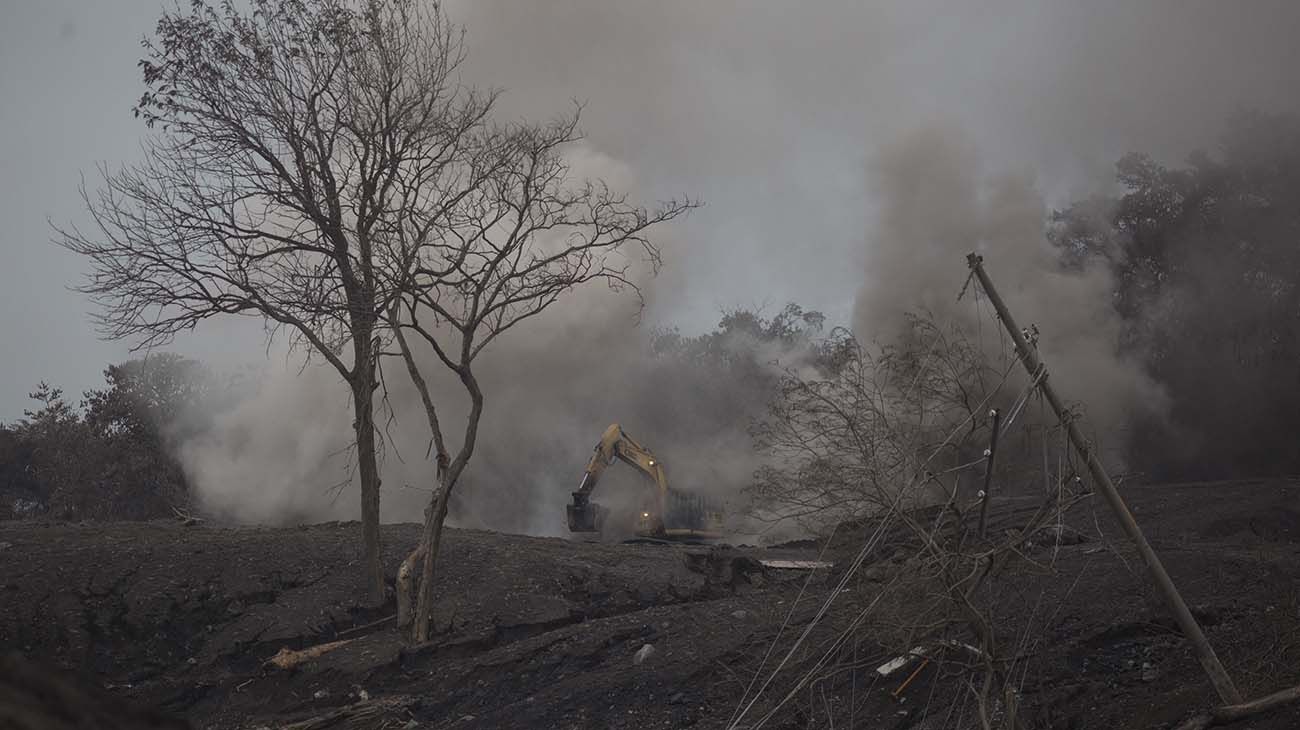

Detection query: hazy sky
xmin=3 ymin=0 xmax=1299 ymax=420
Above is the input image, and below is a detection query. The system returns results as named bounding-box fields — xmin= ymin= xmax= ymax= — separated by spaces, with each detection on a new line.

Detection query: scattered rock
xmin=668 ymin=692 xmax=686 ymax=705
xmin=0 ymin=542 xmax=13 ymax=551
xmin=313 ymin=689 xmax=329 ymax=700
xmin=731 ymin=610 xmax=748 ymax=620
xmin=1140 ymin=662 xmax=1158 ymax=682
xmin=633 ymin=643 xmax=656 ymax=665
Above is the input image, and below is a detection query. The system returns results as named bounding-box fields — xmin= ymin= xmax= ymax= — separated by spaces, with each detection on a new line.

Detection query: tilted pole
xmin=966 ymin=253 xmax=1242 ymax=705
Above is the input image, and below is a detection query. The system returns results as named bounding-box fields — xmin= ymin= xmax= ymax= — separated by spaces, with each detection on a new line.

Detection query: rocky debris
xmin=681 ymin=546 xmax=768 ymax=593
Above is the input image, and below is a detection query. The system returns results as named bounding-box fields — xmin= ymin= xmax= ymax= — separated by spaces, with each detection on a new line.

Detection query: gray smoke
xmin=852 ymin=125 xmax=1167 ymax=444
xmin=177 ymin=363 xmax=356 ymax=524
xmin=160 ymin=0 xmax=1300 ymax=529
xmin=172 ymin=143 xmax=799 ymax=538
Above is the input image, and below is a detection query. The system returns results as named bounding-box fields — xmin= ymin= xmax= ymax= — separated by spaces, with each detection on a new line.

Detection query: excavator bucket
xmin=567 ymin=492 xmax=607 ymax=533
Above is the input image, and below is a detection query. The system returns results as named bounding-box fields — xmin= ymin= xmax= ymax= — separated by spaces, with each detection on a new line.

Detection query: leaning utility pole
xmin=966 ymin=253 xmax=1242 ymax=705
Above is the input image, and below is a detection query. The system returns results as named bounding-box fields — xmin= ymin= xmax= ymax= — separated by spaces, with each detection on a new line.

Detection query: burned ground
xmin=3 ymin=479 xmax=1300 ymax=729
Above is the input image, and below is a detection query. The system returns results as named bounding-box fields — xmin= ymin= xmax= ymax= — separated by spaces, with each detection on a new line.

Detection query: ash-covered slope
xmin=3 ymin=479 xmax=1300 ymax=729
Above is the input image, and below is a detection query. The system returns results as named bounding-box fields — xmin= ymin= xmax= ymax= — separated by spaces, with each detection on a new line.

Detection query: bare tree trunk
xmin=352 ymin=364 xmax=385 ymax=606
xmin=409 ymin=374 xmax=482 ymax=643
xmin=395 ymin=544 xmax=423 ymax=629
xmin=411 ymin=481 xmax=451 ymax=642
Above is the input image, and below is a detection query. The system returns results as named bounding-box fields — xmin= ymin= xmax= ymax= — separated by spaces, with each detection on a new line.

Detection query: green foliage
xmin=0 ymin=355 xmax=209 ymax=520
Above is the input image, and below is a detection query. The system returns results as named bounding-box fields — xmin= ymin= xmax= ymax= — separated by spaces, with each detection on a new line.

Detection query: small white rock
xmin=633 ymin=643 xmax=656 ymax=665
xmin=731 ymin=610 xmax=748 ymax=620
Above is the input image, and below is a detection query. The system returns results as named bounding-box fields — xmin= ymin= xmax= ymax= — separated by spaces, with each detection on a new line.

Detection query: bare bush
xmin=734 ymin=312 xmax=1096 ymax=729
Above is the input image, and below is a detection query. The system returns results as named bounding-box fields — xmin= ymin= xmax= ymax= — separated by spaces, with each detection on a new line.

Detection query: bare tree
xmin=55 ymin=0 xmax=534 ymax=602
xmin=749 ymin=314 xmax=997 ymax=528
xmin=388 ymin=112 xmax=697 ymax=642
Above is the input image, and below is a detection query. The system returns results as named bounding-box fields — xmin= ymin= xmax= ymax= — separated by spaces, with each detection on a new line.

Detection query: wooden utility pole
xmin=966 ymin=253 xmax=1243 ymax=705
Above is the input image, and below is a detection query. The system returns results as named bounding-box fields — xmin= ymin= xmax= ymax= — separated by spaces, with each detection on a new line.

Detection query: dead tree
xmin=387 ymin=114 xmax=697 ymax=642
xmin=55 ymin=0 xmax=519 ymax=603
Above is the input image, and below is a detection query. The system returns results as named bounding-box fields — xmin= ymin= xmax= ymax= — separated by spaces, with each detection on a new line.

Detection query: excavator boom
xmin=567 ymin=423 xmax=724 ymax=540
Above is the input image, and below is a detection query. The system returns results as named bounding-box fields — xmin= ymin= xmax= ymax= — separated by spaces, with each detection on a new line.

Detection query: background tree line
xmin=1053 ymin=111 xmax=1300 ymax=479
xmin=0 ymin=354 xmax=207 ymax=521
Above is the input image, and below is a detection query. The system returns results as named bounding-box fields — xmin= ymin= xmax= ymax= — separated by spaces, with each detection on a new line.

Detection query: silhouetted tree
xmin=1 ymin=355 xmax=205 ymax=520
xmin=1052 ymin=112 xmax=1300 ymax=477
xmin=57 ymin=0 xmax=645 ymax=602
xmin=386 ymin=109 xmax=696 ymax=641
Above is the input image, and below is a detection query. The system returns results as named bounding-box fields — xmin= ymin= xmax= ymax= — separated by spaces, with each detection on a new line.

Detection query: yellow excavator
xmin=567 ymin=423 xmax=725 ymax=540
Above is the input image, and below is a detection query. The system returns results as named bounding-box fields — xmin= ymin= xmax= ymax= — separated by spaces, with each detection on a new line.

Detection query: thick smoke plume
xmin=177 ymin=364 xmax=355 ymax=524
xmin=175 ymin=283 xmax=809 ymax=538
xmin=853 ymin=126 xmax=1167 ymax=454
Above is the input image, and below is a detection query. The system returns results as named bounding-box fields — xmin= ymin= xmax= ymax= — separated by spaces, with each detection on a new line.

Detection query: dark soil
xmin=3 ymin=478 xmax=1300 ymax=729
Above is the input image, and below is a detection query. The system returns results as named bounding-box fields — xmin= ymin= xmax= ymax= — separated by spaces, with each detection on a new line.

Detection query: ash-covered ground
xmin=4 ymin=479 xmax=1300 ymax=729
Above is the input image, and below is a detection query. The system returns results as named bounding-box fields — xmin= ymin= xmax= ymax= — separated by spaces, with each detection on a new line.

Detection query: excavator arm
xmin=567 ymin=423 xmax=723 ymax=539
xmin=567 ymin=424 xmax=668 ymax=535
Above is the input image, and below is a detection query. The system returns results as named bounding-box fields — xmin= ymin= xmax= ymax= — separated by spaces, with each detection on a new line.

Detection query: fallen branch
xmin=1174 ymin=682 xmax=1300 ymax=730
xmin=265 ymin=639 xmax=353 ymax=671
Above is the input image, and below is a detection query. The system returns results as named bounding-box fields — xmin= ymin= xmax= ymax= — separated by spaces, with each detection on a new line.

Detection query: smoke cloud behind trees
xmin=7 ymin=1 xmax=1300 ymax=529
